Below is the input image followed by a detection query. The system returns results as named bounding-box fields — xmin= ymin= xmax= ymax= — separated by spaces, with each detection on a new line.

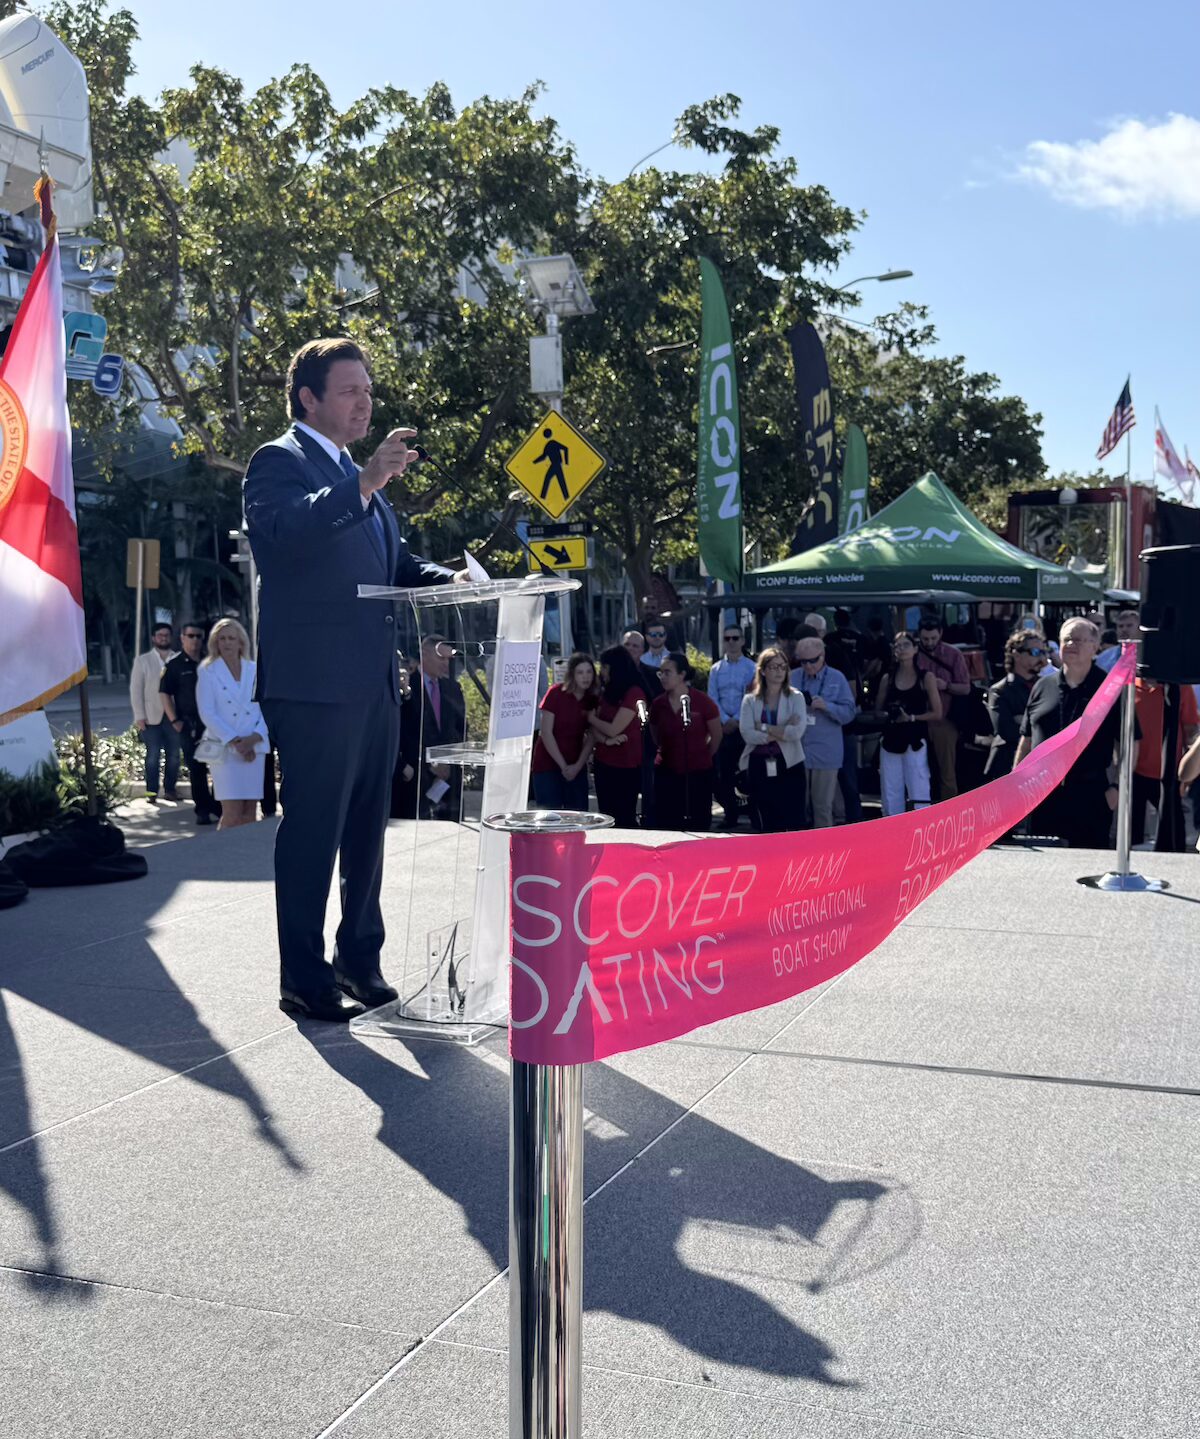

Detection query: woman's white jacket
xmin=738 ymin=690 xmax=807 ymax=770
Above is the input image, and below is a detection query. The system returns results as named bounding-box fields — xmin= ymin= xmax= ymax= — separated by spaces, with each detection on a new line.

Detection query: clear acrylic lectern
xmin=350 ymin=574 xmax=579 ymax=1044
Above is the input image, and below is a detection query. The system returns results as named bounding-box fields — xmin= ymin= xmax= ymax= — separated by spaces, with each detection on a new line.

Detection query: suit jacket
xmin=243 ymin=425 xmax=451 ymax=704
xmin=985 ymin=672 xmax=1034 ymax=777
xmin=394 ymin=673 xmax=467 ymax=818
xmin=400 ymin=674 xmax=466 ymax=770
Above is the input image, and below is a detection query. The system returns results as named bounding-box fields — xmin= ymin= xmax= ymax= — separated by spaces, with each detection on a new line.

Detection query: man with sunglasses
xmin=708 ymin=625 xmax=756 ymax=828
xmin=790 ymin=638 xmax=856 ymax=827
xmin=984 ymin=632 xmax=1045 ymax=779
xmin=160 ymin=622 xmax=222 ymax=825
xmin=641 ymin=621 xmax=669 ymax=670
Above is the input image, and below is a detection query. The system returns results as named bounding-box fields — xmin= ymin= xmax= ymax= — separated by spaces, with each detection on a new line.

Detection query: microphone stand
xmin=679 ymin=687 xmax=692 ymax=831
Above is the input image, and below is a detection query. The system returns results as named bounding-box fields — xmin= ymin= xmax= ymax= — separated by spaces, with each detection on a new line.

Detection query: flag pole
xmin=77 ymin=680 xmax=99 ymax=818
xmin=38 ymin=159 xmax=98 ymax=821
xmin=1124 ymin=421 xmax=1133 ymax=590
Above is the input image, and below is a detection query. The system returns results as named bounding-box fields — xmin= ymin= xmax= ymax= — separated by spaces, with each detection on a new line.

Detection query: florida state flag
xmin=0 ymin=179 xmax=86 ymax=725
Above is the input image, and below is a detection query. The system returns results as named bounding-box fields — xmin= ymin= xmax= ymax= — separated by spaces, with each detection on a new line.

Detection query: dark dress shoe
xmin=195 ymin=812 xmax=214 ymax=826
xmin=335 ymin=976 xmax=399 ymax=1007
xmin=279 ymin=990 xmax=365 ymax=1022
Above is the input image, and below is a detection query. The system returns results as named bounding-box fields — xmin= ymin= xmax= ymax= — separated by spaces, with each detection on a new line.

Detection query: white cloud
xmin=1018 ymin=113 xmax=1200 ymax=219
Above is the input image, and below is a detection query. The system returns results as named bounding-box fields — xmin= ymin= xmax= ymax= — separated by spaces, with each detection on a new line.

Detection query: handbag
xmin=194 ymin=733 xmax=226 ymax=764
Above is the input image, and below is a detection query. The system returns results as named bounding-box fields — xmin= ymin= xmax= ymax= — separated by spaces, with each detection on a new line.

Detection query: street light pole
xmin=832 ymin=269 xmax=914 ymax=294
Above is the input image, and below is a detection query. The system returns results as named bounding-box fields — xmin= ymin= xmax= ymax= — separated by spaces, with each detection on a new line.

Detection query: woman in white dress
xmin=196 ymin=618 xmax=269 ymax=830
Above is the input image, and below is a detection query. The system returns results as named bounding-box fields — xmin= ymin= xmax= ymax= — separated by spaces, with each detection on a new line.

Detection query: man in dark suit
xmin=390 ymin=637 xmax=467 ymax=819
xmin=244 ymin=338 xmax=461 ymax=1022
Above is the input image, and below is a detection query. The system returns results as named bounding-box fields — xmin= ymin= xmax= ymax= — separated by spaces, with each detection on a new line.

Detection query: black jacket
xmin=985 ymin=673 xmax=1035 ymax=777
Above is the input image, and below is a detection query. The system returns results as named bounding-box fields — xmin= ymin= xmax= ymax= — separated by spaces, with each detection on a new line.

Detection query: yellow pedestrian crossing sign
xmin=505 ymin=409 xmax=606 ymax=519
xmin=527 ymin=536 xmax=590 ymax=572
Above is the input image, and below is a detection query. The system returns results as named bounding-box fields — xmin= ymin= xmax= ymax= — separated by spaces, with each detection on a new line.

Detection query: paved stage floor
xmin=2 ymin=815 xmax=1198 ymax=1438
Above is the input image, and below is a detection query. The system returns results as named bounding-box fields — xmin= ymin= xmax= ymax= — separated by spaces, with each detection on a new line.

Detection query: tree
xmin=45 ymin=0 xmax=581 ymax=542
xmin=553 ymin=95 xmax=859 ymax=602
xmin=825 ymin=303 xmax=1046 ymax=532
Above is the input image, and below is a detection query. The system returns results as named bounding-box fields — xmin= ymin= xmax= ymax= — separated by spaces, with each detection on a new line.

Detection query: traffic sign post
xmin=126 ymin=538 xmax=161 ymax=661
xmin=505 ymin=409 xmax=606 ymax=521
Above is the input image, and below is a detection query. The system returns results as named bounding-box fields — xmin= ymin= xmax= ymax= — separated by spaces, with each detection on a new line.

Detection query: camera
xmin=886 ymin=703 xmax=905 ymax=723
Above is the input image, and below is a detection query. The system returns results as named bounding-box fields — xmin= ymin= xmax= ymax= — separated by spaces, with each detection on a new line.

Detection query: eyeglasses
xmin=1019 ymin=647 xmax=1047 ymax=658
xmin=723 ymin=634 xmax=742 ymax=642
xmin=182 ymin=632 xmax=204 ymax=639
xmin=647 ymin=631 xmax=665 ymax=639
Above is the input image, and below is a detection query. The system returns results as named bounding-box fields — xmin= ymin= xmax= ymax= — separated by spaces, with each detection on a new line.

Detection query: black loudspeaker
xmin=1139 ymin=544 xmax=1200 ymax=683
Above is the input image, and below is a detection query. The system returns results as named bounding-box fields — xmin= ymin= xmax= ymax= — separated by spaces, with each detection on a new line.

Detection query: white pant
xmin=880 ymin=742 xmax=931 ymax=817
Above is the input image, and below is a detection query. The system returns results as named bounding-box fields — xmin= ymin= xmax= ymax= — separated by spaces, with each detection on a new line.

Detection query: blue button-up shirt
xmin=789 ymin=661 xmax=856 ymax=769
xmin=708 ymin=654 xmax=757 ymax=724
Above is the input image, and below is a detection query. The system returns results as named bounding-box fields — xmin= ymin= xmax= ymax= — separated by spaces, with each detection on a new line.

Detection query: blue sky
xmin=131 ymin=0 xmax=1198 ymax=486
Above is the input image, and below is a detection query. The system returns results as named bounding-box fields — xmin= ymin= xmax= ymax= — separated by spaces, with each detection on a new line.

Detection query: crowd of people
xmin=130 ymin=602 xmax=1200 ymax=851
xmin=522 ymin=605 xmax=1200 ymax=849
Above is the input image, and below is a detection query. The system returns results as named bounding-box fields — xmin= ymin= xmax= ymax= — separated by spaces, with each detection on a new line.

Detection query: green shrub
xmin=0 ymin=726 xmax=143 ymax=836
xmin=0 ymin=761 xmax=61 ymax=837
xmin=686 ymin=644 xmax=713 ymax=693
xmin=53 ymin=731 xmax=130 ymax=820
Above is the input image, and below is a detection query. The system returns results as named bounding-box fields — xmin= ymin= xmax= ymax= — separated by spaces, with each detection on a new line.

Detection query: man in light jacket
xmin=129 ymin=622 xmax=180 ymax=803
xmin=790 ymin=636 xmax=856 ymax=828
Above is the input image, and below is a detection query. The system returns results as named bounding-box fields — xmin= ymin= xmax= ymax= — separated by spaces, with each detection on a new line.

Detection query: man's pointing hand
xmin=359 ymin=428 xmax=418 ymax=497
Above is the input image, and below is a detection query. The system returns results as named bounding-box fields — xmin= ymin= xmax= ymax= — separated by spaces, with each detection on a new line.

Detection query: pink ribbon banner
xmin=508 ymin=651 xmax=1133 ymax=1065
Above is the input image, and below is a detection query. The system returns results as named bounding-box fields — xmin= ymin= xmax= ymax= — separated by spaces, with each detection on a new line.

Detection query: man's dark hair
xmin=151 ymin=622 xmax=172 ymax=635
xmin=287 ymin=338 xmax=369 ymax=421
xmin=918 ymin=615 xmax=942 ymax=632
xmin=182 ymin=621 xmax=206 ymax=635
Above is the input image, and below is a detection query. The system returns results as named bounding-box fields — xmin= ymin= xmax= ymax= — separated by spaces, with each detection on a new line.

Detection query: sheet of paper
xmin=425 ymin=778 xmax=450 ymax=804
xmin=464 ymin=551 xmax=491 ymax=583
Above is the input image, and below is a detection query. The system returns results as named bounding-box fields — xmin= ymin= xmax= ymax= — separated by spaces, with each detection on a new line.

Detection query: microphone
xmin=680 ymin=692 xmax=692 ymax=728
xmin=636 ymin=698 xmax=649 ymax=727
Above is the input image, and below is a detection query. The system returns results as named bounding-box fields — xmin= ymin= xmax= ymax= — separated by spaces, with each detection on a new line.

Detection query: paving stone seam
xmin=0 ymin=1262 xmax=417 ymax=1338
xmin=314 ymin=974 xmax=861 ymax=1435
xmin=667 ymin=1039 xmax=1200 ymax=1098
xmin=423 ymin=1337 xmax=996 ymax=1438
xmin=0 ymin=1024 xmax=294 ymax=1155
xmin=312 ymin=1270 xmax=510 ymax=1437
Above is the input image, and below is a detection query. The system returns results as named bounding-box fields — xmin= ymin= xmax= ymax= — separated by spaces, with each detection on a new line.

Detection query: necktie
xmin=427 ymin=676 xmax=442 ymax=726
xmin=341 ymin=450 xmax=387 ymax=562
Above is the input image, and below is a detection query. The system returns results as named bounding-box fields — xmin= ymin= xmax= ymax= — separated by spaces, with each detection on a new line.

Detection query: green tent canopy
xmin=747 ymin=472 xmax=1101 ymax=602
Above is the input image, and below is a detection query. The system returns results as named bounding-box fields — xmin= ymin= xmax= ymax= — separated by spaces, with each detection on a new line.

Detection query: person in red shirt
xmin=586 ymin=645 xmax=645 ymax=828
xmin=531 ymin=653 xmax=596 ymax=811
xmin=649 ymin=652 xmax=723 ymax=831
xmin=1131 ymin=676 xmax=1199 ymax=846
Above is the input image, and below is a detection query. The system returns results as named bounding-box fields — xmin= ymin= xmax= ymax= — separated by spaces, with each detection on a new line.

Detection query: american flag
xmin=1096 ymin=378 xmax=1135 ymax=460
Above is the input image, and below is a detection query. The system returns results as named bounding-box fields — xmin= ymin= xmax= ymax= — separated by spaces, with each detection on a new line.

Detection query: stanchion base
xmin=1078 ymin=871 xmax=1170 ymax=893
xmin=349 ymin=999 xmax=503 ymax=1047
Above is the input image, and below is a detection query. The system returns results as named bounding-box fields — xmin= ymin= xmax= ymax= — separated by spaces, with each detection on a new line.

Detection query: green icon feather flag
xmin=697 ymin=257 xmax=743 ymax=584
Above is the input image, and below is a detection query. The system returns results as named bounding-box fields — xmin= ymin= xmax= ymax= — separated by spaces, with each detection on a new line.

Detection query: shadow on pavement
xmin=302 ymin=1030 xmax=914 ymax=1387
xmin=0 ymin=851 xmax=302 ymax=1294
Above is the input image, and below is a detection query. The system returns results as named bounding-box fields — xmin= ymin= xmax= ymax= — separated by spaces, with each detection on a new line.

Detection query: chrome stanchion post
xmin=1080 ymin=644 xmax=1167 ymax=893
xmin=1113 ymin=678 xmax=1135 ymax=880
xmin=482 ymin=809 xmax=613 ymax=1439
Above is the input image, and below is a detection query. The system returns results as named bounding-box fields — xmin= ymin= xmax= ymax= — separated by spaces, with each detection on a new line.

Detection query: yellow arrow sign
xmin=527 ymin=536 xmax=590 ymax=572
xmin=505 ymin=409 xmax=606 ymax=520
